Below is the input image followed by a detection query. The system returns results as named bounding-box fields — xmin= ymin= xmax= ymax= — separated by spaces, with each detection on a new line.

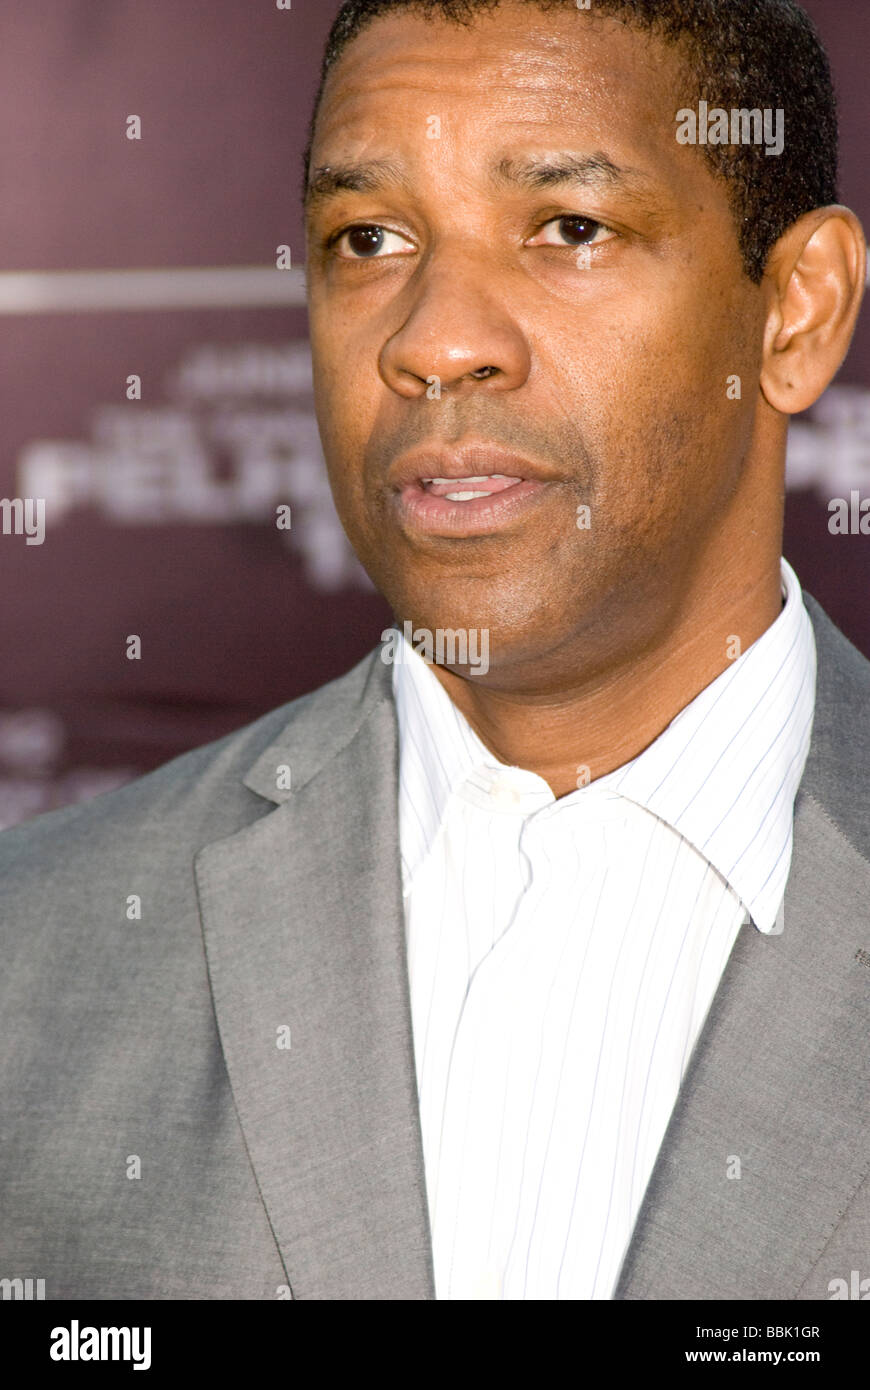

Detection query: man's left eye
xmin=529 ymin=215 xmax=616 ymax=247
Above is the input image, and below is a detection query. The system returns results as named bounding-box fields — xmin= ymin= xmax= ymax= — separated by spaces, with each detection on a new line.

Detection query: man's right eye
xmin=329 ymin=224 xmax=416 ymax=259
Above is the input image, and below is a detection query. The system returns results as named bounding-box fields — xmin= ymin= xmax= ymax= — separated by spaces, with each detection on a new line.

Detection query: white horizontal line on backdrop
xmin=0 ymin=266 xmax=307 ymax=314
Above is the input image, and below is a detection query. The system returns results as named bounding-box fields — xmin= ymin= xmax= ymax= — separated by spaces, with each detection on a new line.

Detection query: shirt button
xmin=489 ymin=781 xmax=525 ymax=809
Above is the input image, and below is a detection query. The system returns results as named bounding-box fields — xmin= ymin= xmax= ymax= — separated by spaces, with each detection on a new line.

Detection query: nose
xmin=378 ymin=251 xmax=532 ymax=398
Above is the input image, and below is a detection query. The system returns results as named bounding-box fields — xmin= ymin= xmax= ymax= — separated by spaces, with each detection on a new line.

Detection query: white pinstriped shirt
xmin=392 ymin=557 xmax=816 ymax=1300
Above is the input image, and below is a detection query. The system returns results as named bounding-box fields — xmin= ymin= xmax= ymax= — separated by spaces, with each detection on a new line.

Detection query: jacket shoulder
xmin=802 ymin=592 xmax=870 ymax=859
xmin=0 ymin=647 xmax=383 ymax=883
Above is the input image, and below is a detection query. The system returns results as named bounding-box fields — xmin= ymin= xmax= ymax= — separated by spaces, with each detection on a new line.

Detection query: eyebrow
xmin=491 ymin=152 xmax=653 ymax=193
xmin=304 ymin=151 xmax=659 ymax=214
xmin=305 ymin=158 xmax=409 ymax=213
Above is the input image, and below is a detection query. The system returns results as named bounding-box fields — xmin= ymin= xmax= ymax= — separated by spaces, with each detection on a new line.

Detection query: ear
xmin=760 ymin=205 xmax=866 ymax=414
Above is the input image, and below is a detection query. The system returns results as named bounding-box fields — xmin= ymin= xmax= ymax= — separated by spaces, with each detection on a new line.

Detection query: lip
xmin=389 ymin=441 xmax=561 ymax=537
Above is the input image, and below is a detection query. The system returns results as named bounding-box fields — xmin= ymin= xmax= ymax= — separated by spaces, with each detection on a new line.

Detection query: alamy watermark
xmin=50 ymin=1320 xmax=151 ymax=1371
xmin=676 ymin=102 xmax=784 ymax=158
xmin=828 ymin=490 xmax=870 ymax=535
xmin=828 ymin=1271 xmax=870 ymax=1299
xmin=0 ymin=1275 xmax=45 ymax=1299
xmin=0 ymin=496 xmax=45 ymax=544
xmin=381 ymin=621 xmax=490 ymax=676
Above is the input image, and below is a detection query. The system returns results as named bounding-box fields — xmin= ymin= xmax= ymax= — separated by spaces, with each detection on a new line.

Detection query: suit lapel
xmin=194 ymin=654 xmax=435 ymax=1299
xmin=615 ymin=598 xmax=870 ymax=1300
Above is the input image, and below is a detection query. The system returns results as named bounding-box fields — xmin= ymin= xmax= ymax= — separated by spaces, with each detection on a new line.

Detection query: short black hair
xmin=302 ymin=0 xmax=839 ymax=283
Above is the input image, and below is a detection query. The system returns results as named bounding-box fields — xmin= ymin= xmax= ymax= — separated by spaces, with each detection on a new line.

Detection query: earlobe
xmin=759 ymin=205 xmax=866 ymax=416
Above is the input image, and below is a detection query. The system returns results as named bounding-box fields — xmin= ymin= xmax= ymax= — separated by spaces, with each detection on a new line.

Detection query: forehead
xmin=311 ymin=6 xmax=691 ymax=181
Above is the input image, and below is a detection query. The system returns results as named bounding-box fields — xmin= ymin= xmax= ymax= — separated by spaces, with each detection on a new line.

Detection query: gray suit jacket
xmin=1 ymin=593 xmax=868 ymax=1300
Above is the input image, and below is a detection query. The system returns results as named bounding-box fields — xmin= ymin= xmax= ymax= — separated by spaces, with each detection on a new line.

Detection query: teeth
xmin=445 ymin=490 xmax=490 ymax=501
xmin=422 ymin=474 xmax=511 ymax=485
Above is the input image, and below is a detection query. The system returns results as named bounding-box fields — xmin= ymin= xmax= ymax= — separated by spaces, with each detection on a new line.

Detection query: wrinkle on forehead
xmin=312 ymin=10 xmax=688 ymax=183
xmin=315 ymin=8 xmax=681 ymax=125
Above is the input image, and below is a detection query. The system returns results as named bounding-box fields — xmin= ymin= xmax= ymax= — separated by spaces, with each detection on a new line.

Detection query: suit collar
xmin=243 ymin=646 xmax=392 ymax=804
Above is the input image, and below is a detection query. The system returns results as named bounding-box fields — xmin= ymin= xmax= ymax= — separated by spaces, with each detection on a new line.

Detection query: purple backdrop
xmin=0 ymin=0 xmax=867 ymax=828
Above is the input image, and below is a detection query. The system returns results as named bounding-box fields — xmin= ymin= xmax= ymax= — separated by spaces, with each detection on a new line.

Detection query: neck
xmin=430 ymin=558 xmax=784 ymax=800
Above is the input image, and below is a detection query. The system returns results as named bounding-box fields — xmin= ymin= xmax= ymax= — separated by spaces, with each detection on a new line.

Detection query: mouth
xmin=389 ymin=444 xmax=559 ymax=537
xmin=419 ymin=473 xmax=524 ymax=500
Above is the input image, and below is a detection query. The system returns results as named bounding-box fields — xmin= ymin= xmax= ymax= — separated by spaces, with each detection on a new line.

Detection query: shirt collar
xmin=392 ymin=557 xmax=816 ymax=933
xmin=392 ymin=628 xmax=498 ymax=891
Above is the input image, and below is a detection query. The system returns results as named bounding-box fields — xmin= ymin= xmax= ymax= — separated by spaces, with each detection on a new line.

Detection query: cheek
xmin=605 ymin=285 xmax=754 ymax=425
xmin=311 ymin=363 xmax=365 ymax=491
xmin=573 ymin=347 xmax=750 ymax=540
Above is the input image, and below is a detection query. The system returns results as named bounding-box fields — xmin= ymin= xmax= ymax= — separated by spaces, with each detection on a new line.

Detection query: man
xmin=0 ymin=0 xmax=867 ymax=1301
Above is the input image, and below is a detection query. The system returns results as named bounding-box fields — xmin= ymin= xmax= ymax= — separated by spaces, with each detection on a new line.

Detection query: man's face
xmin=304 ymin=3 xmax=768 ymax=691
